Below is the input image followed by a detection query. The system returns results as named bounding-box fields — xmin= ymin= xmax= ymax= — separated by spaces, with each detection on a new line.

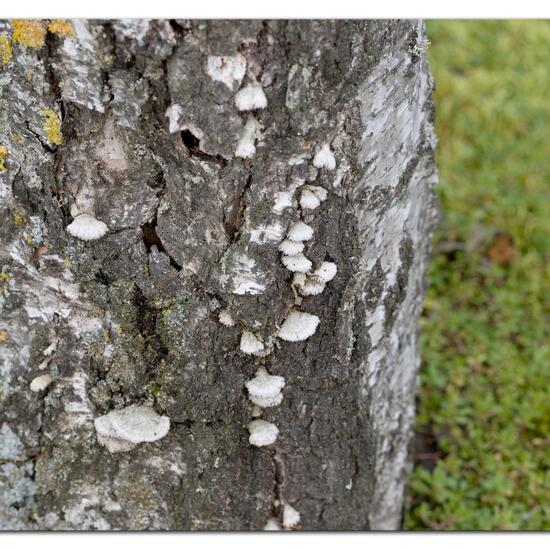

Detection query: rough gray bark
xmin=0 ymin=19 xmax=437 ymax=530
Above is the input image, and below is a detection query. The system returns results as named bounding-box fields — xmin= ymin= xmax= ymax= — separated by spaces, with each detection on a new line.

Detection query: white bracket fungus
xmin=248 ymin=419 xmax=279 ymax=447
xmin=296 ymin=276 xmax=326 ymax=296
xmin=30 ymin=374 xmax=53 ymax=393
xmin=282 ymin=503 xmax=301 ymax=529
xmin=235 ymin=83 xmax=268 ymax=111
xmin=299 ymin=185 xmax=328 ymax=210
xmin=240 ymin=330 xmax=265 ymax=356
xmin=277 ymin=310 xmax=320 ymax=342
xmin=245 ymin=367 xmax=285 ymax=408
xmin=94 ymin=405 xmax=170 ymax=454
xmin=235 ymin=116 xmax=262 ymax=159
xmin=264 ymin=518 xmax=282 ymax=531
xmin=286 ymin=221 xmax=314 ymax=242
xmin=292 ymin=272 xmax=307 ymax=287
xmin=313 ymin=143 xmax=336 ymax=170
xmin=299 ymin=188 xmax=321 ymax=210
xmin=278 ymin=239 xmax=304 ymax=256
xmin=292 ymin=261 xmax=338 ymax=297
xmin=66 ymin=214 xmax=109 ymax=241
xmin=281 ymin=252 xmax=312 ymax=273
xmin=218 ymin=309 xmax=235 ymax=327
xmin=313 ymin=261 xmax=337 ymax=283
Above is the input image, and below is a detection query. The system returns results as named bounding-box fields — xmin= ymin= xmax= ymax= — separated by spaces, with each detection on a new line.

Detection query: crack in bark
xmin=224 ymin=171 xmax=252 ymax=243
xmin=270 ymin=451 xmax=285 ymax=523
xmin=179 ymin=129 xmax=227 ymax=166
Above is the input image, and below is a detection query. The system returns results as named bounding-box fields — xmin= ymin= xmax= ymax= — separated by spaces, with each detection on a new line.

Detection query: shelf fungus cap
xmin=277 ymin=310 xmax=320 ymax=342
xmin=281 ymin=252 xmax=312 ymax=273
xmin=313 ymin=143 xmax=336 ymax=170
xmin=218 ymin=309 xmax=235 ymax=327
xmin=299 ymin=188 xmax=321 ymax=210
xmin=235 ymin=84 xmax=268 ymax=111
xmin=94 ymin=405 xmax=170 ymax=453
xmin=240 ymin=330 xmax=265 ymax=355
xmin=308 ymin=185 xmax=328 ymax=202
xmin=278 ymin=239 xmax=304 ymax=256
xmin=287 ymin=221 xmax=314 ymax=242
xmin=313 ymin=261 xmax=338 ymax=283
xmin=66 ymin=214 xmax=109 ymax=241
xmin=298 ymin=276 xmax=326 ymax=296
xmin=283 ymin=504 xmax=301 ymax=529
xmin=248 ymin=419 xmax=279 ymax=447
xmin=235 ymin=139 xmax=256 ymax=159
xmin=246 ymin=367 xmax=285 ymax=407
xmin=264 ymin=518 xmax=282 ymax=531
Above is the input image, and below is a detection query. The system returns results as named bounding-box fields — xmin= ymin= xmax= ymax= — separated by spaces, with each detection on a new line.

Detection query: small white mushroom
xmin=300 ymin=185 xmax=328 ymax=210
xmin=278 ymin=239 xmax=304 ymax=256
xmin=309 ymin=185 xmax=328 ymax=202
xmin=240 ymin=330 xmax=265 ymax=355
xmin=235 ymin=84 xmax=268 ymax=111
xmin=281 ymin=253 xmax=312 ymax=273
xmin=313 ymin=143 xmax=336 ymax=170
xmin=286 ymin=221 xmax=314 ymax=242
xmin=235 ymin=140 xmax=256 ymax=159
xmin=218 ymin=309 xmax=235 ymax=327
xmin=235 ymin=116 xmax=262 ymax=159
xmin=94 ymin=405 xmax=170 ymax=454
xmin=298 ymin=277 xmax=326 ymax=296
xmin=248 ymin=419 xmax=279 ymax=447
xmin=30 ymin=374 xmax=53 ymax=393
xmin=277 ymin=310 xmax=320 ymax=342
xmin=292 ymin=272 xmax=307 ymax=287
xmin=246 ymin=367 xmax=285 ymax=408
xmin=264 ymin=518 xmax=282 ymax=531
xmin=299 ymin=188 xmax=321 ymax=210
xmin=313 ymin=261 xmax=338 ymax=283
xmin=282 ymin=504 xmax=301 ymax=529
xmin=66 ymin=214 xmax=109 ymax=241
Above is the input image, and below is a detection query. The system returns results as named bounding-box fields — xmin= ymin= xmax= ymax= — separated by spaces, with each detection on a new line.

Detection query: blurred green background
xmin=404 ymin=21 xmax=550 ymax=530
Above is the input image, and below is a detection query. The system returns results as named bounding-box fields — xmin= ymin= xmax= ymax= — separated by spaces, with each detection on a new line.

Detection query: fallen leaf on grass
xmin=486 ymin=231 xmax=516 ymax=265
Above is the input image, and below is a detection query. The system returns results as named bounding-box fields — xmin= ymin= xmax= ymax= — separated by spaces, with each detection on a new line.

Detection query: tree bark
xmin=0 ymin=19 xmax=437 ymax=530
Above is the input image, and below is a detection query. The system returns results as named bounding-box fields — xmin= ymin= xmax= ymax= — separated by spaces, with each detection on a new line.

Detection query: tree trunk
xmin=0 ymin=19 xmax=437 ymax=530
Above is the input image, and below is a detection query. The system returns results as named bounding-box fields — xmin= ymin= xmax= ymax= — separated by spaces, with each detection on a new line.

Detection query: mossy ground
xmin=405 ymin=21 xmax=550 ymax=530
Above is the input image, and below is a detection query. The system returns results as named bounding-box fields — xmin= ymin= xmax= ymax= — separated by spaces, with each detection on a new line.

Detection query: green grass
xmin=404 ymin=21 xmax=550 ymax=530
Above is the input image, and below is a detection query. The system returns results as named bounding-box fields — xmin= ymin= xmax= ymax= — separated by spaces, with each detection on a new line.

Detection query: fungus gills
xmin=66 ymin=214 xmax=109 ymax=241
xmin=248 ymin=419 xmax=279 ymax=447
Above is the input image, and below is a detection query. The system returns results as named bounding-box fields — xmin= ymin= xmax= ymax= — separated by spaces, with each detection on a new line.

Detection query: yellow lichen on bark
xmin=12 ymin=20 xmax=47 ymax=49
xmin=0 ymin=146 xmax=7 ymax=172
xmin=40 ymin=109 xmax=63 ymax=145
xmin=0 ymin=36 xmax=13 ymax=65
xmin=48 ymin=20 xmax=76 ymax=39
xmin=13 ymin=212 xmax=27 ymax=225
xmin=0 ymin=330 xmax=9 ymax=343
